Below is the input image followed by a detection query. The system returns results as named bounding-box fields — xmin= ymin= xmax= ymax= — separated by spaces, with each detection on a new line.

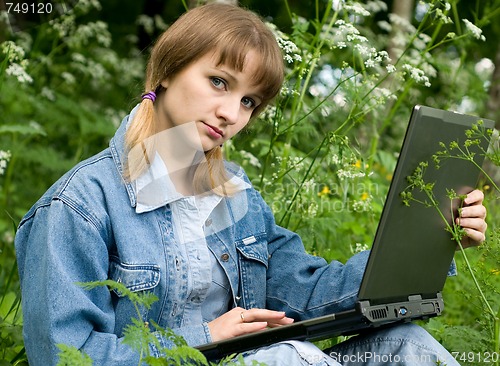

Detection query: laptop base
xmin=198 ymin=294 xmax=444 ymax=361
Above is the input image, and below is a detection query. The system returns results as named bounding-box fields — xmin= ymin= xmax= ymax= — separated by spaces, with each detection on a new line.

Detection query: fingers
xmin=238 ymin=308 xmax=294 ymax=324
xmin=460 ymin=204 xmax=487 ymax=220
xmin=208 ymin=307 xmax=294 ymax=342
xmin=463 ymin=189 xmax=484 ymax=206
xmin=456 ymin=190 xmax=488 ymax=247
xmin=461 ymin=227 xmax=486 ymax=246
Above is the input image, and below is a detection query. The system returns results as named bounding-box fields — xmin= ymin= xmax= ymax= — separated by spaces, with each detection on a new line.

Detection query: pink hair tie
xmin=141 ymin=91 xmax=156 ymax=103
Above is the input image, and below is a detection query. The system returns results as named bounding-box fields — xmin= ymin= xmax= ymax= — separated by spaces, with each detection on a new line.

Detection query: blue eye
xmin=210 ymin=77 xmax=226 ymax=90
xmin=242 ymin=97 xmax=256 ymax=109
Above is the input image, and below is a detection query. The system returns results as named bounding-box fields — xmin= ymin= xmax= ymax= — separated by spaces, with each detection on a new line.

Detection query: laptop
xmin=197 ymin=105 xmax=495 ymax=361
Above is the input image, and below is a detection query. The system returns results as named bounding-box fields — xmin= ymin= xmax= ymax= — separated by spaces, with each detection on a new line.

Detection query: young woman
xmin=15 ymin=3 xmax=487 ymax=365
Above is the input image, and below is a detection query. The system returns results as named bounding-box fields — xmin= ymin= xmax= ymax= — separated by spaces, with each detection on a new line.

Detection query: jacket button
xmin=205 ymin=218 xmax=213 ymax=227
xmin=220 ymin=253 xmax=230 ymax=261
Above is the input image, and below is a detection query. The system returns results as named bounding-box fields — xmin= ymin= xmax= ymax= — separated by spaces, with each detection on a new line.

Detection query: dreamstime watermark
xmin=267 ymin=196 xmax=372 ymax=214
xmin=254 ymin=179 xmax=382 ymax=199
xmin=1 ymin=0 xmax=78 ymax=33
xmin=328 ymin=351 xmax=434 ymax=364
xmin=253 ymin=180 xmax=383 ymax=214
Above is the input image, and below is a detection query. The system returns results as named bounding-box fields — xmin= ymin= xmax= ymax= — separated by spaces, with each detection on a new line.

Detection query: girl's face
xmin=157 ymin=50 xmax=264 ymax=152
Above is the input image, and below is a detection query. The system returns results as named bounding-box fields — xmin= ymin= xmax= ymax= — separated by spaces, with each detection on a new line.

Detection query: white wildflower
xmin=388 ymin=13 xmax=416 ymax=33
xmin=29 ymin=121 xmax=45 ymax=134
xmin=402 ymin=64 xmax=431 ymax=87
xmin=331 ymin=0 xmax=343 ymax=11
xmin=377 ymin=20 xmax=392 ymax=32
xmin=260 ymin=105 xmax=278 ymax=122
xmin=364 ymin=59 xmax=376 ymax=68
xmin=153 ymin=15 xmax=168 ymax=31
xmin=50 ymin=14 xmax=76 ymax=38
xmin=378 ymin=50 xmax=391 ymax=62
xmin=421 ymin=62 xmax=437 ymax=78
xmin=0 ymin=10 xmax=9 ymax=24
xmin=386 ymin=64 xmax=396 ymax=73
xmin=365 ymin=0 xmax=388 ymax=13
xmin=2 ymin=231 xmax=14 ymax=245
xmin=435 ymin=9 xmax=452 ymax=24
xmin=0 ymin=150 xmax=12 ymax=176
xmin=351 ymin=242 xmax=369 ymax=254
xmin=331 ymin=154 xmax=341 ymax=165
xmin=71 ymin=53 xmax=86 ymax=63
xmin=474 ymin=58 xmax=494 ymax=76
xmin=277 ymin=37 xmax=302 ymax=63
xmin=137 ymin=15 xmax=155 ymax=35
xmin=335 ymin=22 xmax=360 ymax=37
xmin=337 ymin=169 xmax=366 ymax=180
xmin=1 ymin=41 xmax=25 ymax=62
xmin=346 ymin=34 xmax=368 ymax=43
xmin=306 ymin=202 xmax=318 ymax=217
xmin=75 ymin=0 xmax=102 ymax=13
xmin=374 ymin=87 xmax=394 ymax=100
xmin=105 ymin=108 xmax=126 ymax=128
xmin=239 ymin=150 xmax=262 ymax=169
xmin=94 ymin=21 xmax=111 ymax=47
xmin=6 ymin=63 xmax=33 ymax=83
xmin=463 ymin=19 xmax=486 ymax=41
xmin=41 ymin=87 xmax=56 ymax=101
xmin=352 ymin=196 xmax=372 ymax=212
xmin=68 ymin=21 xmax=111 ymax=48
xmin=302 ymin=179 xmax=316 ymax=194
xmin=354 ymin=44 xmax=370 ymax=56
xmin=333 ymin=93 xmax=347 ymax=108
xmin=344 ymin=3 xmax=371 ymax=17
xmin=61 ymin=71 xmax=76 ymax=84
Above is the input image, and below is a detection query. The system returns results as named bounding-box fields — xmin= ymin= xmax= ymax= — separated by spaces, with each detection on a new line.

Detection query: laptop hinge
xmin=357 ymin=293 xmax=444 ymax=324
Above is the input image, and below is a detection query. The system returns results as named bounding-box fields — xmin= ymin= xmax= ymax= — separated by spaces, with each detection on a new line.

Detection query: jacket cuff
xmin=447 ymin=258 xmax=457 ymax=276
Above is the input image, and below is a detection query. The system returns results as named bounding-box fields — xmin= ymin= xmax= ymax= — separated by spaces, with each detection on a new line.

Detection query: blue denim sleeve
xmin=15 ymin=199 xmax=143 ymax=366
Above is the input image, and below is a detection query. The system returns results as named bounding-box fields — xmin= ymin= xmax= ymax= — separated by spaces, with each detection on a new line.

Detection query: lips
xmin=203 ymin=122 xmax=224 ymax=139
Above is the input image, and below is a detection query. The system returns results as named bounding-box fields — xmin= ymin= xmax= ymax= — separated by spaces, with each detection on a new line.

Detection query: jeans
xmin=236 ymin=323 xmax=459 ymax=365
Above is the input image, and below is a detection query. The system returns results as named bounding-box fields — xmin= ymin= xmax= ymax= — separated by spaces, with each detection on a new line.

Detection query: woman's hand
xmin=208 ymin=307 xmax=294 ymax=342
xmin=457 ymin=189 xmax=487 ymax=248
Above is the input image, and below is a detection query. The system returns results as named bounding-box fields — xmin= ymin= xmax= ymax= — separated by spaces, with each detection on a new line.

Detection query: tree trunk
xmin=482 ymin=44 xmax=500 ymax=185
xmin=486 ymin=44 xmax=500 ymax=129
xmin=388 ymin=0 xmax=415 ymax=62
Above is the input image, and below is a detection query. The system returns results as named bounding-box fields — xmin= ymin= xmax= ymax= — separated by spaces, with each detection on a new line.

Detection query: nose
xmin=216 ymin=96 xmax=241 ymax=125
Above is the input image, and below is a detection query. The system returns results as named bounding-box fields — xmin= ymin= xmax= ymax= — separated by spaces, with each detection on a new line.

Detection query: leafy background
xmin=0 ymin=0 xmax=499 ymax=364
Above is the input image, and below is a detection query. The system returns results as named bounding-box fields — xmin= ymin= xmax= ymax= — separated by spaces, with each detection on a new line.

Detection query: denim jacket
xmin=15 ymin=111 xmax=369 ymax=365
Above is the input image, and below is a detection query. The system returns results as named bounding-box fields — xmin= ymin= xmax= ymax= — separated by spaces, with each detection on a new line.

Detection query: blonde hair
xmin=125 ymin=3 xmax=284 ymax=194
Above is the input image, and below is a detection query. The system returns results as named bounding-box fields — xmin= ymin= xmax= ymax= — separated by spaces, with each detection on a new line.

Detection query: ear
xmin=160 ymin=80 xmax=169 ymax=89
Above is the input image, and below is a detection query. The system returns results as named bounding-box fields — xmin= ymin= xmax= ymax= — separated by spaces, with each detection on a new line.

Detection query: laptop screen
xmin=357 ymin=105 xmax=494 ymax=304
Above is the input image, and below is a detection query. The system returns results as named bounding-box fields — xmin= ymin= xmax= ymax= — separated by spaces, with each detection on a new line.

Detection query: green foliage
xmin=56 ymin=345 xmax=93 ymax=366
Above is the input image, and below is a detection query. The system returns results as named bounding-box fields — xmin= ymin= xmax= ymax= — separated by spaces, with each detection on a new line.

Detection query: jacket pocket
xmin=235 ymin=233 xmax=269 ymax=267
xmin=235 ymin=233 xmax=268 ymax=308
xmin=109 ymin=259 xmax=161 ymax=295
xmin=108 ymin=259 xmax=161 ymax=333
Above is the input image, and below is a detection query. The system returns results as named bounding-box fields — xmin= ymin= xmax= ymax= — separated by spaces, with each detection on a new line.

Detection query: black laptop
xmin=197 ymin=105 xmax=495 ymax=361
